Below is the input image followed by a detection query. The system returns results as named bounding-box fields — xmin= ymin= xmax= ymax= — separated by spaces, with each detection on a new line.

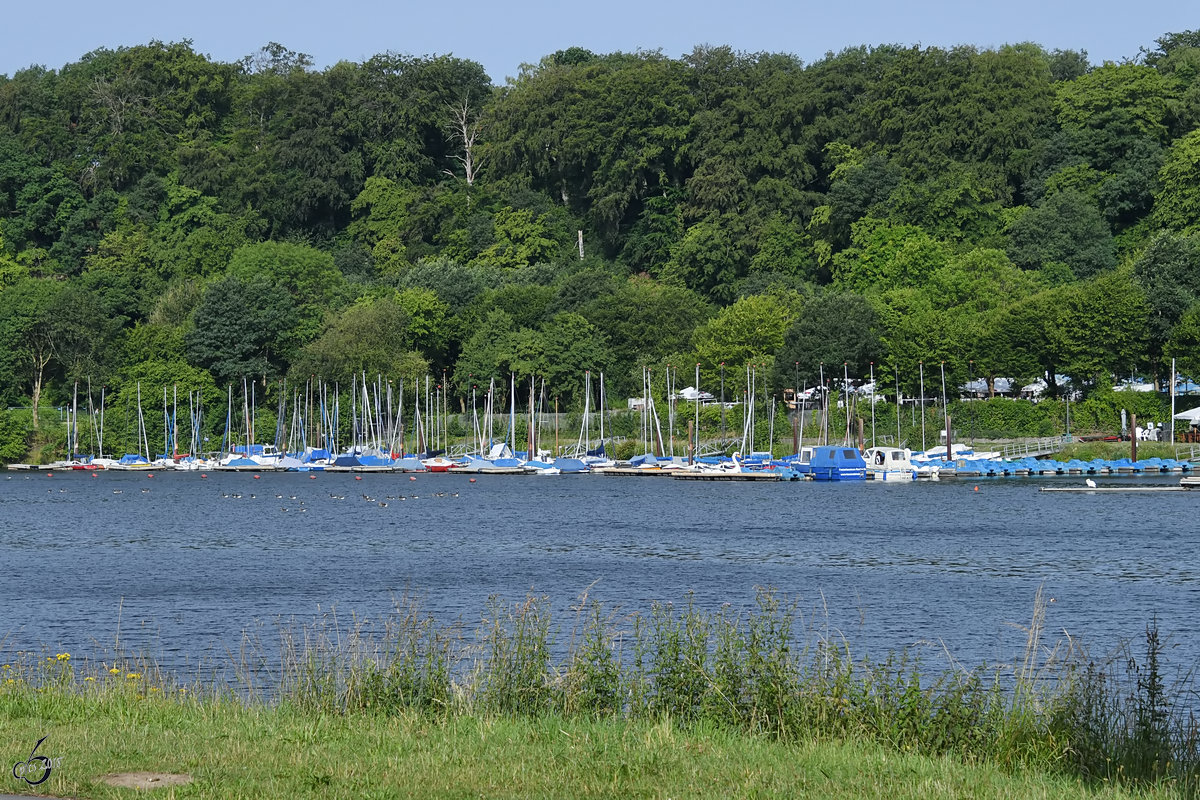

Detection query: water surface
xmin=3 ymin=469 xmax=1196 ymax=677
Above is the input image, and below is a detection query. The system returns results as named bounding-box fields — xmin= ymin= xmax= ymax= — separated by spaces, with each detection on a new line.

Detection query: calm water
xmin=3 ymin=469 xmax=1199 ymax=677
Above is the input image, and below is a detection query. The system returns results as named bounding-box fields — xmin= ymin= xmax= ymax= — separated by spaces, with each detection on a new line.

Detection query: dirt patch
xmin=100 ymin=772 xmax=193 ymax=790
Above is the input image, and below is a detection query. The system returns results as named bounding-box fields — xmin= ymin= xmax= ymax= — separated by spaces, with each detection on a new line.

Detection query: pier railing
xmin=999 ymin=436 xmax=1070 ymax=459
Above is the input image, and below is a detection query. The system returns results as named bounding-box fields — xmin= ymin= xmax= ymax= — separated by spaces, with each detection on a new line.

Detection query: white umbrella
xmin=1172 ymin=406 xmax=1200 ymax=422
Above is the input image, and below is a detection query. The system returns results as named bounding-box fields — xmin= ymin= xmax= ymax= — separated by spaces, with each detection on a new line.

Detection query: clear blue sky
xmin=2 ymin=0 xmax=1193 ymax=83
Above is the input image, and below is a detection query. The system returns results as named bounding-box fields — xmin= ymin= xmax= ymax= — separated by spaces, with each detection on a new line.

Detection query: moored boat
xmin=863 ymin=446 xmax=918 ymax=481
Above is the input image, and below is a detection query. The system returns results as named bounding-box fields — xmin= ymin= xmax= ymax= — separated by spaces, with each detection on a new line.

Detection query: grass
xmin=3 ymin=588 xmax=1199 ymax=798
xmin=0 ymin=692 xmax=1180 ymax=799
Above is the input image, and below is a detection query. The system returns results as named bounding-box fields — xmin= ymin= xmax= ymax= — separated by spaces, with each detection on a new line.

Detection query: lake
xmin=3 ymin=468 xmax=1198 ymax=681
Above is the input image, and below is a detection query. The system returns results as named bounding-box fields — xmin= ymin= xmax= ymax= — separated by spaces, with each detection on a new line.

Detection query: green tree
xmin=1056 ymin=269 xmax=1151 ymax=388
xmin=1005 ymin=190 xmax=1115 ymax=280
xmin=1150 ymin=129 xmax=1200 ymax=234
xmin=691 ymin=294 xmax=795 ymax=394
xmin=471 ymin=206 xmax=560 ymax=269
xmin=660 ymin=215 xmax=747 ymax=302
xmin=578 ymin=277 xmax=712 ymax=398
xmin=1166 ymin=302 xmax=1200 ymax=381
xmin=538 ymin=312 xmax=611 ymax=407
xmin=290 ymin=296 xmax=427 ymax=383
xmin=185 ymin=274 xmax=298 ymax=385
xmin=1132 ymin=232 xmax=1200 ymax=379
xmin=833 ymin=221 xmax=949 ymax=293
xmin=0 ymin=278 xmax=62 ymax=426
xmin=775 ymin=292 xmax=884 ymax=390
xmin=226 ymin=241 xmax=347 ymax=343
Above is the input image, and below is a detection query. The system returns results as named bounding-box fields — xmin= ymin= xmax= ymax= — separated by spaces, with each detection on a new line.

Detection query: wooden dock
xmin=672 ymin=471 xmax=782 ymax=482
xmin=1039 ymin=485 xmax=1192 ymax=493
xmin=594 ymin=467 xmax=680 ymax=478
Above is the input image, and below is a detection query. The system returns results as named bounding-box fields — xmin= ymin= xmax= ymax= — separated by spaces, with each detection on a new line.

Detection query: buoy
xmin=201 ymin=474 xmax=208 ymax=478
xmin=46 ymin=472 xmax=53 ymax=477
xmin=253 ymin=474 xmax=261 ymax=479
xmin=409 ymin=476 xmax=417 ymax=481
xmin=309 ymin=475 xmax=317 ymax=479
xmin=973 ymin=485 xmax=979 ymax=492
xmin=91 ymin=472 xmax=98 ymax=476
xmin=147 ymin=473 xmax=154 ymax=478
xmin=355 ymin=476 xmax=362 ymax=481
xmin=469 ymin=478 xmax=476 ymax=483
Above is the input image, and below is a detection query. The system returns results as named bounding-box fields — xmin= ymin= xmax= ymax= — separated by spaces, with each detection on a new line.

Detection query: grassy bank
xmin=3 ymin=589 xmax=1198 ymax=798
xmin=0 ymin=692 xmax=1177 ymax=799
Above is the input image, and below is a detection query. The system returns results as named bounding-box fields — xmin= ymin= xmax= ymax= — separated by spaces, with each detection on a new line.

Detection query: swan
xmin=1085 ymin=478 xmax=1097 ymax=488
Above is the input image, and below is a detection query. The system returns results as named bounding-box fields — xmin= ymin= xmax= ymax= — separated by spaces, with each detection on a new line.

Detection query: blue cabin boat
xmin=809 ymin=446 xmax=867 ymax=481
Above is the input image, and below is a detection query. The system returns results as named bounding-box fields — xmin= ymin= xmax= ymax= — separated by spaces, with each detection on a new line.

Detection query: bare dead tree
xmin=444 ymin=96 xmax=484 ymax=188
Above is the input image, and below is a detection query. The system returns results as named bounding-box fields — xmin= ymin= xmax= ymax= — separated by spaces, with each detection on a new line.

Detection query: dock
xmin=672 ymin=471 xmax=782 ymax=481
xmin=1039 ymin=485 xmax=1193 ymax=493
xmin=594 ymin=468 xmax=680 ymax=478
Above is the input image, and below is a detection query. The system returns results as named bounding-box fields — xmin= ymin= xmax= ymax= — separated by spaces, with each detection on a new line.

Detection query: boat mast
xmin=919 ymin=361 xmax=926 ymax=452
xmin=598 ymin=372 xmax=605 ymax=446
xmin=895 ymin=366 xmax=902 ymax=447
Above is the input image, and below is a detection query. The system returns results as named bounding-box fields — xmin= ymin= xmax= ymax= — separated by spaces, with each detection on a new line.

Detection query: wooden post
xmin=686 ymin=419 xmax=694 ymax=465
xmin=1131 ymin=412 xmax=1137 ymax=463
xmin=857 ymin=417 xmax=865 ymax=452
xmin=945 ymin=414 xmax=953 ymax=463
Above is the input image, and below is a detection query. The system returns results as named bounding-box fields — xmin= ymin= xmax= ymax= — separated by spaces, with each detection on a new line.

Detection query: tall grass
xmin=4 ymin=587 xmax=1199 ymax=796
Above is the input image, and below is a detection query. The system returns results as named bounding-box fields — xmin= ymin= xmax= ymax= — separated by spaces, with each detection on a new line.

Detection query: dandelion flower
xmin=84 ymin=676 xmax=96 ymax=682
xmin=109 ymin=667 xmax=121 ymax=675
xmin=126 ymin=672 xmax=141 ymax=680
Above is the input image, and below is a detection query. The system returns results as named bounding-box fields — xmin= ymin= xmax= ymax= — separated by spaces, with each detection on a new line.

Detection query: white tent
xmin=1172 ymin=406 xmax=1200 ymax=423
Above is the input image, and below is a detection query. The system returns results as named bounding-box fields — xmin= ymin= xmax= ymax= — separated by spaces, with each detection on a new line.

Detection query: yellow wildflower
xmin=109 ymin=667 xmax=121 ymax=675
xmin=84 ymin=676 xmax=96 ymax=682
xmin=126 ymin=672 xmax=141 ymax=680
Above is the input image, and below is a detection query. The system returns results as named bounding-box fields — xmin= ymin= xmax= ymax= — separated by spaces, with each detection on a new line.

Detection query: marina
xmin=4 ymin=467 xmax=1200 ymax=692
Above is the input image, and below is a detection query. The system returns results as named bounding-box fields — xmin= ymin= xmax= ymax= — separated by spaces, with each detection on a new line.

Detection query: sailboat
xmin=108 ymin=383 xmax=157 ymax=470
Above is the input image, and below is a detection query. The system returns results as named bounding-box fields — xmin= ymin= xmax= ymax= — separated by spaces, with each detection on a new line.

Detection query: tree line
xmin=3 ymin=33 xmax=1200 ymax=453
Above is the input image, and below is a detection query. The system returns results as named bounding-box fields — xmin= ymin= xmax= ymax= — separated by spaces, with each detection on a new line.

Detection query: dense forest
xmin=3 ymin=33 xmax=1200 ymax=457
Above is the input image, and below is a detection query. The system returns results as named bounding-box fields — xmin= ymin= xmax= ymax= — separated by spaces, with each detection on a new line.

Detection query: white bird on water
xmin=1085 ymin=478 xmax=1097 ymax=489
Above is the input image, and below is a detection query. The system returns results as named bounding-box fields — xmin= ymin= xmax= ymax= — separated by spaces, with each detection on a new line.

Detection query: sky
xmin=1 ymin=0 xmax=1195 ymax=83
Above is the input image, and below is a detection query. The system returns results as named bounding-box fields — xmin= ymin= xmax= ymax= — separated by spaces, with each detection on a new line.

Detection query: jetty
xmin=1039 ymin=485 xmax=1190 ymax=493
xmin=673 ymin=471 xmax=783 ymax=481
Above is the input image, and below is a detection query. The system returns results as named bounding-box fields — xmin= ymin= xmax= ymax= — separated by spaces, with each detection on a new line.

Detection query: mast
xmin=844 ymin=362 xmax=851 ymax=446
xmin=895 ymin=366 xmax=902 ymax=447
xmin=694 ymin=363 xmax=700 ymax=463
xmin=598 ymin=372 xmax=605 ymax=446
xmin=509 ymin=373 xmax=516 ymax=455
xmin=940 ymin=361 xmax=950 ymax=457
xmin=919 ymin=361 xmax=926 ymax=452
xmin=869 ymin=363 xmax=875 ymax=449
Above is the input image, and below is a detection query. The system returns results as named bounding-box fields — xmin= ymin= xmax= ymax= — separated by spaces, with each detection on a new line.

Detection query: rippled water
xmin=3 ymin=469 xmax=1198 ymax=677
